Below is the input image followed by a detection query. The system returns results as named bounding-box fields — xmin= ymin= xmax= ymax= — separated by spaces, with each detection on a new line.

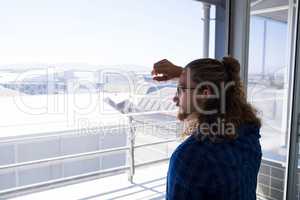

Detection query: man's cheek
xmin=179 ymin=99 xmax=186 ymax=111
xmin=184 ymin=96 xmax=193 ymax=113
xmin=180 ymin=96 xmax=187 ymax=107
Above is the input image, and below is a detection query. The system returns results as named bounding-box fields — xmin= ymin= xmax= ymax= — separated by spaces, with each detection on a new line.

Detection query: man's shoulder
xmin=171 ymin=133 xmax=247 ymax=168
xmin=170 ymin=135 xmax=207 ymax=167
xmin=173 ymin=136 xmax=201 ymax=155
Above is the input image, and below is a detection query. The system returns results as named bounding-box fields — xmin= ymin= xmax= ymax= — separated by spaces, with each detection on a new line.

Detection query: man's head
xmin=173 ymin=58 xmax=228 ymax=121
xmin=173 ymin=69 xmax=212 ymax=121
xmin=173 ymin=57 xmax=261 ymax=138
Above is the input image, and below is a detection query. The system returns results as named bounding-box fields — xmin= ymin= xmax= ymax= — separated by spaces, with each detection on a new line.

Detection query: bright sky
xmin=0 ymin=0 xmax=205 ymax=69
xmin=0 ymin=0 xmax=288 ymax=74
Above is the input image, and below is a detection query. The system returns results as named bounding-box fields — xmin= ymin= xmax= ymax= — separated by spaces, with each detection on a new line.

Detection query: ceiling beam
xmin=251 ymin=5 xmax=289 ymax=15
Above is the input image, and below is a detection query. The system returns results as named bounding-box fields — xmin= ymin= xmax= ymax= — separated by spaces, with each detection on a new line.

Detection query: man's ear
xmin=202 ymin=86 xmax=212 ymax=96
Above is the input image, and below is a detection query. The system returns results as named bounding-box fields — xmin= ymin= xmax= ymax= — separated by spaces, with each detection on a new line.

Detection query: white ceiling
xmin=251 ymin=0 xmax=289 ymax=22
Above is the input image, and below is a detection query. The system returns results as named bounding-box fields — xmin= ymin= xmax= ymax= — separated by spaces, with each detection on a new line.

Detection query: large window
xmin=247 ymin=0 xmax=296 ymax=199
xmin=0 ymin=0 xmax=218 ymax=194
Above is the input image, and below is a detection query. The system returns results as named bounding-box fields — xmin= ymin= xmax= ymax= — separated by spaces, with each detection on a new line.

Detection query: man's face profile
xmin=173 ymin=70 xmax=198 ymax=121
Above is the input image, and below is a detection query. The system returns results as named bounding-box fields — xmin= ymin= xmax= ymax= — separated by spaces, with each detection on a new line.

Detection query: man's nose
xmin=173 ymin=95 xmax=179 ymax=104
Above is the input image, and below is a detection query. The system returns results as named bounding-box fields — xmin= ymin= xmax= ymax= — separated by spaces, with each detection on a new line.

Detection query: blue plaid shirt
xmin=166 ymin=124 xmax=262 ymax=200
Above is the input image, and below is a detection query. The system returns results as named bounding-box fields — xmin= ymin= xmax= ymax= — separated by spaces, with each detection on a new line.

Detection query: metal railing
xmin=0 ymin=111 xmax=291 ymax=199
xmin=0 ymin=121 xmax=179 ymax=199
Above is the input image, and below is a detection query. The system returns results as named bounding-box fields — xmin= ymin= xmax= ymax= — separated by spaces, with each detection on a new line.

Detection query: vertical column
xmin=227 ymin=0 xmax=251 ymax=87
xmin=202 ymin=3 xmax=211 ymax=58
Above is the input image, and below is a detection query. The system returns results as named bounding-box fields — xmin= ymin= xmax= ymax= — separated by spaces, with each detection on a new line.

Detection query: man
xmin=152 ymin=57 xmax=262 ymax=200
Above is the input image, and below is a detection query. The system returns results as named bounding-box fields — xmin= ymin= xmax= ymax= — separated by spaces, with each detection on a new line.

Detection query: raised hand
xmin=151 ymin=59 xmax=183 ymax=81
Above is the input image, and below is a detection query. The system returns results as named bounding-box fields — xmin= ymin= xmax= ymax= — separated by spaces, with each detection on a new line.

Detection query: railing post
xmin=128 ymin=116 xmax=135 ymax=183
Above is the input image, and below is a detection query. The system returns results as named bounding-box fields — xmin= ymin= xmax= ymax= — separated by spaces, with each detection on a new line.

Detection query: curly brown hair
xmin=184 ymin=56 xmax=261 ymax=140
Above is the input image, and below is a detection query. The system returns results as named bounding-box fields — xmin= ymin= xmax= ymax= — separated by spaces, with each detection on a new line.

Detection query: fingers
xmin=152 ymin=59 xmax=172 ymax=81
xmin=151 ymin=69 xmax=155 ymax=76
xmin=153 ymin=75 xmax=169 ymax=81
xmin=154 ymin=59 xmax=169 ymax=70
xmin=152 ymin=67 xmax=169 ymax=75
xmin=154 ymin=59 xmax=168 ymax=67
xmin=153 ymin=59 xmax=170 ymax=75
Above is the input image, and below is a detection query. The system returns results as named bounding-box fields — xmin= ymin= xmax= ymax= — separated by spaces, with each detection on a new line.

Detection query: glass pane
xmin=248 ymin=0 xmax=295 ymax=199
xmin=0 ymin=0 xmax=218 ymax=192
